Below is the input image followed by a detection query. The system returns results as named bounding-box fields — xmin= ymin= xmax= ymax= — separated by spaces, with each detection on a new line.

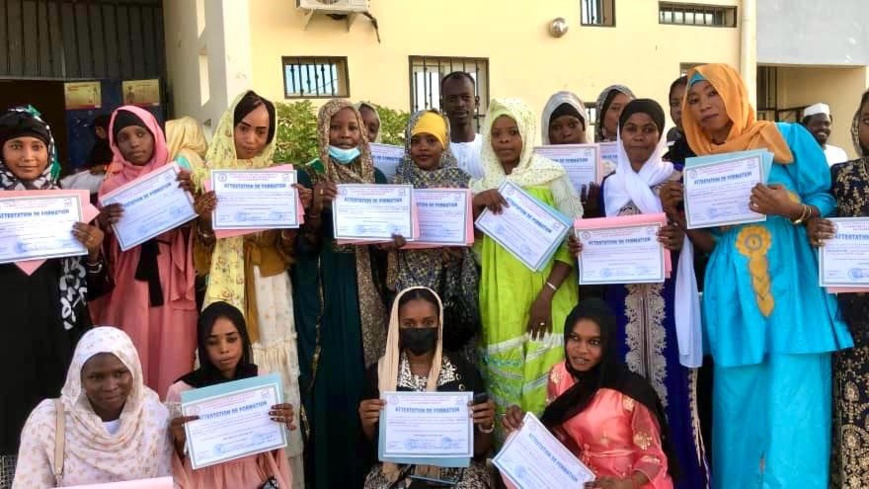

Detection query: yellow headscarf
xmin=682 ymin=64 xmax=794 ymax=164
xmin=166 ymin=116 xmax=208 ymax=169
xmin=411 ymin=112 xmax=448 ymax=148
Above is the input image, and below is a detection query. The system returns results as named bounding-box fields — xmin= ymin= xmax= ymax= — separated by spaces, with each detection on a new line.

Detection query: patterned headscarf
xmin=850 ymin=89 xmax=869 ymax=157
xmin=0 ymin=106 xmax=87 ymax=332
xmin=595 ymin=85 xmax=635 ymax=142
xmin=307 ymin=99 xmax=387 ymax=367
xmin=354 ymin=101 xmax=383 ymax=143
xmin=394 ymin=110 xmax=467 ymax=188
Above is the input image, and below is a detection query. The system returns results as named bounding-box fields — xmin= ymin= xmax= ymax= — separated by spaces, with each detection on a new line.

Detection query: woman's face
xmin=398 ymin=297 xmax=440 ymax=356
xmin=116 ymin=125 xmax=155 ymax=166
xmin=603 ymin=92 xmax=631 ymax=139
xmin=359 ymin=106 xmax=380 ymax=142
xmin=81 ymin=352 xmax=133 ymax=420
xmin=490 ymin=115 xmax=523 ymax=167
xmin=686 ymin=80 xmax=733 ymax=140
xmin=620 ymin=113 xmax=660 ymax=167
xmin=233 ymin=104 xmax=270 ymax=160
xmin=565 ymin=319 xmax=603 ymax=372
xmin=669 ymin=84 xmax=686 ymax=130
xmin=410 ymin=133 xmax=445 ymax=171
xmin=858 ymin=100 xmax=869 ymax=153
xmin=205 ymin=317 xmax=244 ymax=378
xmin=2 ymin=136 xmax=49 ymax=181
xmin=329 ymin=107 xmax=362 ymax=149
xmin=549 ymin=115 xmax=586 ymax=145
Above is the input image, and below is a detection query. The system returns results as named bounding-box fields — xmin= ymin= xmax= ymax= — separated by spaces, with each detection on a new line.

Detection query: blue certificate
xmin=211 ymin=169 xmax=299 ymax=230
xmin=180 ymin=373 xmax=287 ymax=470
xmin=99 ymin=163 xmax=197 ymax=251
xmin=0 ymin=191 xmax=86 ymax=264
xmin=475 ymin=181 xmax=572 ymax=272
xmin=370 ymin=143 xmax=404 ymax=182
xmin=333 ymin=184 xmax=415 ymax=241
xmin=819 ymin=217 xmax=869 ymax=288
xmin=378 ymin=391 xmax=473 ymax=468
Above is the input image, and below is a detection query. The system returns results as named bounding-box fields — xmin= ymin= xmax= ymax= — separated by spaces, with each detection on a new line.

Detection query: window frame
xmin=281 ymin=56 xmax=350 ymax=99
xmin=580 ymin=0 xmax=616 ymax=27
xmin=407 ymin=55 xmax=490 ymax=131
xmin=658 ymin=2 xmax=738 ymax=28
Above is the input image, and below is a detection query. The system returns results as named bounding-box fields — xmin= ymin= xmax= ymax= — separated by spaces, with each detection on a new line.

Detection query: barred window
xmin=581 ymin=0 xmax=616 ymax=26
xmin=409 ymin=56 xmax=489 ymax=130
xmin=659 ymin=3 xmax=737 ymax=27
xmin=282 ymin=56 xmax=349 ymax=99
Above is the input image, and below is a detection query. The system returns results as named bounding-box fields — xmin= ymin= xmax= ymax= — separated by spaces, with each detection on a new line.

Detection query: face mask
xmin=399 ymin=328 xmax=438 ymax=356
xmin=328 ymin=145 xmax=361 ymax=165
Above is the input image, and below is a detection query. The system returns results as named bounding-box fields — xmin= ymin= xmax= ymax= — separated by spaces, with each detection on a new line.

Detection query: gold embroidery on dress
xmin=736 ymin=225 xmax=774 ymax=317
xmin=634 ymin=432 xmax=653 ymax=451
xmin=623 ymin=396 xmax=636 ymax=412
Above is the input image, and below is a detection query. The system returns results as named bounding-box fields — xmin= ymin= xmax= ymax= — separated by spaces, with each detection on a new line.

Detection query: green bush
xmin=273 ymin=101 xmax=410 ymax=165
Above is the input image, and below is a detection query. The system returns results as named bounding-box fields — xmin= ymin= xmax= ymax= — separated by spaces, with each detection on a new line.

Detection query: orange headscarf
xmin=682 ymin=64 xmax=793 ymax=164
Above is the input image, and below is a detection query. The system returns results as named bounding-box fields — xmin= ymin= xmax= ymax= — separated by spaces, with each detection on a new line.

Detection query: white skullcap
xmin=804 ymin=103 xmax=831 ymax=118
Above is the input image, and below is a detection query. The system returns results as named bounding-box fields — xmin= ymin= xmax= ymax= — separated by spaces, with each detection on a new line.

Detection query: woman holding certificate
xmin=293 ymin=99 xmax=393 ymax=488
xmin=92 ymin=106 xmax=198 ymax=399
xmin=0 ymin=107 xmax=108 ymax=487
xmin=168 ymin=302 xmax=294 ymax=488
xmin=13 ymin=327 xmax=172 ymax=487
xmin=664 ymin=63 xmax=852 ymax=488
xmin=191 ymin=90 xmax=308 ymax=488
xmin=359 ymin=287 xmax=495 ymax=488
xmin=471 ymin=98 xmax=583 ymax=436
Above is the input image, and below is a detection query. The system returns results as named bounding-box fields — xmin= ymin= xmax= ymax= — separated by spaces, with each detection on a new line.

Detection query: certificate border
xmin=0 ymin=193 xmax=86 ymax=264
xmin=534 ymin=143 xmax=602 ymax=188
xmin=99 ymin=163 xmax=197 ymax=251
xmin=474 ymin=181 xmax=571 ymax=272
xmin=683 ymin=154 xmax=767 ymax=230
xmin=181 ymin=373 xmax=287 ymax=470
xmin=332 ymin=183 xmax=415 ymax=241
xmin=378 ymin=390 xmax=474 ymax=465
xmin=412 ymin=188 xmax=471 ymax=246
xmin=210 ymin=168 xmax=299 ymax=230
xmin=819 ymin=217 xmax=869 ymax=288
xmin=575 ymin=222 xmax=666 ymax=285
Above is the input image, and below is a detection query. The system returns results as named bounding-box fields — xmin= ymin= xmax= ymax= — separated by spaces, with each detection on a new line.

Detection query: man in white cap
xmin=802 ymin=102 xmax=849 ymax=166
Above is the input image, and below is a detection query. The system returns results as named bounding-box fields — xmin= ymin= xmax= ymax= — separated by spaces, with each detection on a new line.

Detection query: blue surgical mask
xmin=328 ymin=145 xmax=361 ymax=164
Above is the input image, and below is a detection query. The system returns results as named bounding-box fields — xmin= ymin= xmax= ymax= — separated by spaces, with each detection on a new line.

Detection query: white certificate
xmin=0 ymin=192 xmax=86 ymax=264
xmin=99 ymin=163 xmax=197 ymax=251
xmin=378 ymin=391 xmax=474 ymax=466
xmin=211 ymin=169 xmax=298 ymax=230
xmin=535 ymin=144 xmax=601 ymax=192
xmin=683 ymin=154 xmax=766 ymax=229
xmin=181 ymin=373 xmax=287 ymax=470
xmin=475 ymin=181 xmax=572 ymax=272
xmin=820 ymin=217 xmax=869 ymax=287
xmin=494 ymin=413 xmax=595 ymax=489
xmin=370 ymin=143 xmax=405 ymax=182
xmin=599 ymin=141 xmax=619 ymax=176
xmin=576 ymin=222 xmax=666 ymax=285
xmin=414 ymin=189 xmax=471 ymax=246
xmin=333 ymin=184 xmax=415 ymax=241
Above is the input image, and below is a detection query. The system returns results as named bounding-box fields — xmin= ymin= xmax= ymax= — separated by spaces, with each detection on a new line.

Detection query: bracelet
xmin=478 ymin=422 xmax=495 ymax=434
xmin=545 ymin=281 xmax=557 ymax=292
xmin=792 ymin=204 xmax=811 ymax=225
xmin=197 ymin=227 xmax=215 ymax=241
xmin=85 ymin=258 xmax=104 ymax=274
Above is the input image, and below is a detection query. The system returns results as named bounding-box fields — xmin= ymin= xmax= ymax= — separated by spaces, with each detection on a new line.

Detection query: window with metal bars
xmin=282 ymin=56 xmax=349 ymax=99
xmin=581 ymin=0 xmax=616 ymax=26
xmin=408 ymin=56 xmax=489 ymax=130
xmin=584 ymin=103 xmax=598 ymax=129
xmin=659 ymin=2 xmax=737 ymax=27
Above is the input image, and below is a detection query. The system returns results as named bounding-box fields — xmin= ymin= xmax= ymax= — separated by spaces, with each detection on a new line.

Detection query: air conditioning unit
xmin=297 ymin=0 xmax=369 ymax=14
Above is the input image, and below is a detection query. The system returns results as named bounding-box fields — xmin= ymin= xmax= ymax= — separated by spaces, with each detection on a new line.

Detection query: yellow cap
xmin=411 ymin=112 xmax=447 ymax=148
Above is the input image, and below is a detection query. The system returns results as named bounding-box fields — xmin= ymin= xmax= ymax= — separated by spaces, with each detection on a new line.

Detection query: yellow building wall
xmin=247 ymin=0 xmax=741 ymax=141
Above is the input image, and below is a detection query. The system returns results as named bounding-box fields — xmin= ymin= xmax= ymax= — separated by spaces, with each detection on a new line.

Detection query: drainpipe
xmin=740 ymin=0 xmax=758 ymax=107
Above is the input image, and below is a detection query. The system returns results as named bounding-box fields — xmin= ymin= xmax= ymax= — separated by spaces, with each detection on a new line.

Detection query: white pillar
xmin=739 ymin=0 xmax=758 ymax=108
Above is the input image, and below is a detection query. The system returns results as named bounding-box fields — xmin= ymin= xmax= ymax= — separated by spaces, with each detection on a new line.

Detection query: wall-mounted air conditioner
xmin=297 ymin=0 xmax=369 ymax=14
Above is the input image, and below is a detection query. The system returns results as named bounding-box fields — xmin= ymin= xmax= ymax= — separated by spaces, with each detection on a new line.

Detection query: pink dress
xmin=166 ymin=381 xmax=292 ymax=489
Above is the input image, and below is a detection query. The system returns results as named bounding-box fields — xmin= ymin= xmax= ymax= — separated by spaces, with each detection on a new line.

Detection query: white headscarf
xmin=541 ymin=91 xmax=588 ymax=145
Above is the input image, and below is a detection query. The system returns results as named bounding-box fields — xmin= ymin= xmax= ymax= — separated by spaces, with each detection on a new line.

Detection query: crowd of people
xmin=0 ymin=61 xmax=867 ymax=489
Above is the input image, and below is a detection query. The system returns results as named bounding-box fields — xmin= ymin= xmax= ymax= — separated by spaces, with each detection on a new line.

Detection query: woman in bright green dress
xmin=470 ymin=98 xmax=583 ymax=441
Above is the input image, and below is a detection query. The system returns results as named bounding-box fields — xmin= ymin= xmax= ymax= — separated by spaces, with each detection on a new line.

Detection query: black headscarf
xmin=618 ymin=99 xmax=667 ymax=137
xmin=233 ymin=91 xmax=277 ymax=145
xmin=178 ymin=301 xmax=258 ymax=388
xmin=540 ymin=299 xmax=679 ymax=478
xmin=111 ymin=109 xmax=151 ymax=141
xmin=550 ymin=103 xmax=584 ymax=125
xmin=0 ymin=110 xmax=52 ymax=149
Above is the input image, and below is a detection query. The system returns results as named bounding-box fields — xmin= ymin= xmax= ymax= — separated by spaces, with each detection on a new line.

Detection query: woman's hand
xmin=270 ymin=403 xmax=297 ymax=431
xmin=527 ymin=291 xmax=553 ymax=340
xmin=568 ymin=234 xmax=583 ymax=257
xmin=750 ymin=184 xmax=800 ymax=218
xmin=473 ymin=189 xmax=508 ymax=215
xmin=97 ymin=203 xmax=124 ymax=228
xmin=377 ymin=234 xmax=407 ymax=251
xmin=295 ymin=184 xmax=313 ymax=210
xmin=72 ymin=223 xmax=105 ymax=260
xmin=659 ymin=181 xmax=684 ymax=217
xmin=469 ymin=399 xmax=495 ymax=432
xmin=176 ymin=170 xmax=194 ymax=194
xmin=502 ymin=405 xmax=526 ymax=434
xmin=311 ymin=182 xmax=338 ymax=214
xmin=359 ymin=399 xmax=386 ymax=432
xmin=194 ymin=191 xmax=217 ymax=227
xmin=807 ymin=217 xmax=836 ymax=247
xmin=169 ymin=415 xmax=200 ymax=453
xmin=581 ymin=183 xmax=601 ymax=218
xmin=586 ymin=477 xmax=643 ymax=489
xmin=657 ymin=224 xmax=684 ymax=251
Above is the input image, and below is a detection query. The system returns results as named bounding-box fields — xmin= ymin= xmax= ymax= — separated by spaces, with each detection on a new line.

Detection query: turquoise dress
xmin=703 ymin=123 xmax=852 ymax=488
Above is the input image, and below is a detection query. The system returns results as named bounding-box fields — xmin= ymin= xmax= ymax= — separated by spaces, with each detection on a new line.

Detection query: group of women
xmin=2 ymin=61 xmax=868 ymax=489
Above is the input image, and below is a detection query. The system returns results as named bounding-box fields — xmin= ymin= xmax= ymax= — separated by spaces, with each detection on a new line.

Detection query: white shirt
xmin=450 ymin=134 xmax=484 ymax=180
xmin=824 ymin=144 xmax=849 ymax=166
xmin=103 ymin=419 xmax=121 ymax=435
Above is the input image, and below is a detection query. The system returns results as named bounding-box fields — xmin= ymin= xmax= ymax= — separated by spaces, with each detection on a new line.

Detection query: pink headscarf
xmin=99 ymin=106 xmax=170 ymax=197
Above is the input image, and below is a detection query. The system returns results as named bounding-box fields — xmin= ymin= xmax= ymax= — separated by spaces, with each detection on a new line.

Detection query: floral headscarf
xmin=850 ymin=89 xmax=869 ymax=157
xmin=595 ymin=85 xmax=635 ymax=142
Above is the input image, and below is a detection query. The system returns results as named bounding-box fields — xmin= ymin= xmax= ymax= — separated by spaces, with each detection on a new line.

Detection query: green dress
xmin=479 ymin=185 xmax=577 ymax=437
xmin=293 ymin=166 xmax=388 ymax=488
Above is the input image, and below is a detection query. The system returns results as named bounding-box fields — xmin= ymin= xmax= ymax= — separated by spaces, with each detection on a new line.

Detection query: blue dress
xmin=601 ymin=165 xmax=709 ymax=489
xmin=703 ymin=123 xmax=852 ymax=488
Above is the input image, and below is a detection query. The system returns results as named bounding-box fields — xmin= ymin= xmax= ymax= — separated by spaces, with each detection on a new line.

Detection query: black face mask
xmin=399 ymin=327 xmax=438 ymax=355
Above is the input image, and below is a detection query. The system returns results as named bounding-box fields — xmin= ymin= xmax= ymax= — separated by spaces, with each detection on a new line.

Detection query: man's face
xmin=806 ymin=113 xmax=832 ymax=146
xmin=440 ymin=77 xmax=478 ymax=126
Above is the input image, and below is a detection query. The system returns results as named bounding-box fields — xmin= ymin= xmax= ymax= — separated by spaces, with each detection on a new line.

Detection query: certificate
xmin=494 ymin=413 xmax=595 ymax=488
xmin=333 ymin=184 xmax=416 ymax=242
xmin=378 ymin=391 xmax=473 ymax=467
xmin=211 ymin=169 xmax=299 ymax=230
xmin=535 ymin=144 xmax=602 ymax=191
xmin=683 ymin=151 xmax=770 ymax=229
xmin=820 ymin=217 xmax=869 ymax=289
xmin=370 ymin=143 xmax=405 ymax=182
xmin=64 ymin=477 xmax=173 ymax=488
xmin=180 ymin=373 xmax=287 ymax=470
xmin=0 ymin=190 xmax=87 ymax=264
xmin=599 ymin=141 xmax=619 ymax=176
xmin=475 ymin=181 xmax=572 ymax=272
xmin=409 ymin=188 xmax=472 ymax=247
xmin=99 ymin=163 xmax=197 ymax=251
xmin=575 ymin=215 xmax=667 ymax=285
